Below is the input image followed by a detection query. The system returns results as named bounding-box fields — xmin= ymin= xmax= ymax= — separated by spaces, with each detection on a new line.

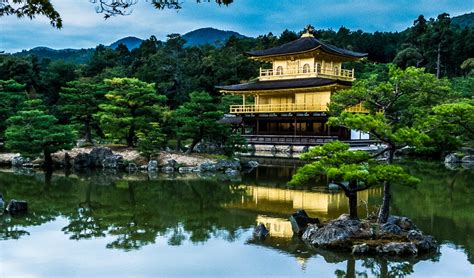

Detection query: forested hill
xmin=182 ymin=27 xmax=247 ymax=46
xmin=452 ymin=12 xmax=474 ymax=28
xmin=109 ymin=36 xmax=143 ymax=50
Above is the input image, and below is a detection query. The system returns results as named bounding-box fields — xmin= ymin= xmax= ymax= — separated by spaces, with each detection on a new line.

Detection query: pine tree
xmin=5 ymin=100 xmax=76 ymax=168
xmin=94 ymin=78 xmax=166 ymax=147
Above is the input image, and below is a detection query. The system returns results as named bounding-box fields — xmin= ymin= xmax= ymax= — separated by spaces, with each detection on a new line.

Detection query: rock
xmin=0 ymin=193 xmax=5 ymax=211
xmin=12 ymin=156 xmax=29 ymax=167
xmin=302 ymin=214 xmax=359 ymax=248
xmin=127 ymin=163 xmax=138 ymax=172
xmin=147 ymin=160 xmax=158 ymax=172
xmin=6 ymin=199 xmax=28 ymax=214
xmin=376 ymin=242 xmax=418 ymax=256
xmin=461 ymin=155 xmax=474 ymax=164
xmin=244 ymin=160 xmax=259 ymax=169
xmin=253 ymin=223 xmax=269 ymax=240
xmin=90 ymin=147 xmax=114 ymax=168
xmin=199 ymin=162 xmax=217 ymax=172
xmin=386 ymin=215 xmax=417 ymax=231
xmin=178 ymin=167 xmax=196 ymax=173
xmin=102 ymin=154 xmax=124 ymax=169
xmin=166 ymin=159 xmax=178 ymax=169
xmin=139 ymin=165 xmax=148 ymax=171
xmin=444 ymin=153 xmax=462 ymax=164
xmin=161 ymin=166 xmax=174 ymax=173
xmin=398 ymin=217 xmax=417 ymax=231
xmin=289 ymin=209 xmax=320 ymax=237
xmin=407 ymin=230 xmax=437 ymax=252
xmin=352 ymin=243 xmax=370 ymax=254
xmin=73 ymin=153 xmax=92 ymax=169
xmin=380 ymin=223 xmax=402 ymax=235
xmin=216 ymin=159 xmax=241 ymax=171
xmin=224 ymin=169 xmax=240 ymax=176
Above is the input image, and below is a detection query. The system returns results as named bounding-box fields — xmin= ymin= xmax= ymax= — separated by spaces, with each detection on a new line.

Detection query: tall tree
xmin=95 ymin=78 xmax=166 ymax=147
xmin=175 ymin=91 xmax=224 ymax=153
xmin=59 ymin=79 xmax=107 ymax=143
xmin=0 ymin=80 xmax=28 ymax=142
xmin=329 ymin=65 xmax=452 ymax=223
xmin=289 ymin=141 xmax=418 ymax=219
xmin=5 ymin=100 xmax=76 ymax=169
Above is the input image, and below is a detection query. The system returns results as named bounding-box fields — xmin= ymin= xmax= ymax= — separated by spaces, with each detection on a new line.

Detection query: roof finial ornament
xmin=302 ymin=24 xmax=314 ymax=38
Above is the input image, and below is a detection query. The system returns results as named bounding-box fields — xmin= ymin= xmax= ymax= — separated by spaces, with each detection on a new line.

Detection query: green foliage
xmin=5 ymin=100 xmax=76 ymax=160
xmin=422 ymin=99 xmax=474 ymax=150
xmin=0 ymin=79 xmax=28 ymax=140
xmin=94 ymin=77 xmax=166 ymax=147
xmin=290 ymin=141 xmax=418 ymax=187
xmin=59 ymin=78 xmax=107 ymax=142
xmin=175 ymin=91 xmax=224 ymax=152
xmin=330 ymin=66 xmax=453 ymax=152
xmin=136 ymin=122 xmax=166 ymax=157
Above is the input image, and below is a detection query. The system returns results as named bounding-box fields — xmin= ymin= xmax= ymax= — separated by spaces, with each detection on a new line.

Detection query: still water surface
xmin=0 ymin=161 xmax=473 ymax=277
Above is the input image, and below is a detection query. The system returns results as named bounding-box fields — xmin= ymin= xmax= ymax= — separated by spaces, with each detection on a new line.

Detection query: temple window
xmin=303 ymin=63 xmax=310 ymax=73
xmin=276 ymin=66 xmax=284 ymax=75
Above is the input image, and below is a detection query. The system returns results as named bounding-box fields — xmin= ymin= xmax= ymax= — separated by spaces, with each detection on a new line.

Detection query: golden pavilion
xmin=217 ymin=26 xmax=369 ymax=145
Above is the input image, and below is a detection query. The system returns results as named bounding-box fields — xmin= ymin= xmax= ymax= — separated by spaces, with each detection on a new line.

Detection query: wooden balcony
xmin=259 ymin=67 xmax=354 ymax=81
xmin=229 ymin=103 xmax=367 ymax=114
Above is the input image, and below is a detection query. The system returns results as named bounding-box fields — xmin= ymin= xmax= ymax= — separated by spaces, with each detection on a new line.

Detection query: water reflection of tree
xmin=0 ymin=171 xmax=254 ymax=250
xmin=392 ymin=160 xmax=474 ymax=263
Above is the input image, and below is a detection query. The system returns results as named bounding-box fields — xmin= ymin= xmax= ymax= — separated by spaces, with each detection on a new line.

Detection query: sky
xmin=0 ymin=0 xmax=472 ymax=53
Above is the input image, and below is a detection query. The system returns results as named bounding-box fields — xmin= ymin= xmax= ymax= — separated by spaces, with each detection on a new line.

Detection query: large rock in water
xmin=199 ymin=162 xmax=217 ymax=172
xmin=407 ymin=230 xmax=437 ymax=252
xmin=461 ymin=155 xmax=474 ymax=164
xmin=216 ymin=159 xmax=241 ymax=171
xmin=90 ymin=147 xmax=114 ymax=168
xmin=6 ymin=199 xmax=28 ymax=214
xmin=302 ymin=214 xmax=360 ymax=248
xmin=148 ymin=160 xmax=158 ymax=172
xmin=289 ymin=209 xmax=320 ymax=237
xmin=11 ymin=156 xmax=29 ymax=167
xmin=444 ymin=153 xmax=462 ymax=164
xmin=73 ymin=153 xmax=92 ymax=169
xmin=102 ymin=154 xmax=124 ymax=169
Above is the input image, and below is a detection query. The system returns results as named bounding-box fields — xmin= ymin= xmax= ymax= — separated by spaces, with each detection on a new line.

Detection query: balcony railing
xmin=229 ymin=103 xmax=368 ymax=114
xmin=259 ymin=67 xmax=355 ymax=81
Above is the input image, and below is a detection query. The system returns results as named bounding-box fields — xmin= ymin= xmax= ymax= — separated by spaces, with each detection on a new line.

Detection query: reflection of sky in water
xmin=2 ymin=217 xmax=473 ymax=276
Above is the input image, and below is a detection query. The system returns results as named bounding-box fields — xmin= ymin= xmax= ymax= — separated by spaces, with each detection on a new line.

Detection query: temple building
xmin=217 ymin=26 xmax=369 ymax=146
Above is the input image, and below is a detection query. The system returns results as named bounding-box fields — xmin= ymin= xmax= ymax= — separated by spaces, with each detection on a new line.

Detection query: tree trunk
xmin=176 ymin=137 xmax=182 ymax=152
xmin=84 ymin=120 xmax=93 ymax=144
xmin=348 ymin=180 xmax=358 ymax=220
xmin=186 ymin=138 xmax=200 ymax=154
xmin=436 ymin=42 xmax=441 ymax=79
xmin=378 ymin=148 xmax=395 ymax=223
xmin=43 ymin=149 xmax=53 ymax=170
xmin=127 ymin=124 xmax=135 ymax=147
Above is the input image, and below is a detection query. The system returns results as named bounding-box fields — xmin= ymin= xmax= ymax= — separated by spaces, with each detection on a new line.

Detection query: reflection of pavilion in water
xmin=230 ymin=185 xmax=383 ymax=221
xmin=228 ymin=185 xmax=383 ymax=270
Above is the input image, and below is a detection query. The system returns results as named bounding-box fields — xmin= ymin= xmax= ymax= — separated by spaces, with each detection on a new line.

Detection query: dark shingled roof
xmin=217 ymin=77 xmax=351 ymax=92
xmin=247 ymin=36 xmax=367 ymax=58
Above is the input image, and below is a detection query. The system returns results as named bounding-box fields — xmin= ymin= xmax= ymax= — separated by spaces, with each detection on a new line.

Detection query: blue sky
xmin=0 ymin=0 xmax=472 ymax=53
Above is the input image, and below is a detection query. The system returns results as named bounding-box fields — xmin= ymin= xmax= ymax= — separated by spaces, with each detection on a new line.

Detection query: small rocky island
xmin=284 ymin=210 xmax=438 ymax=256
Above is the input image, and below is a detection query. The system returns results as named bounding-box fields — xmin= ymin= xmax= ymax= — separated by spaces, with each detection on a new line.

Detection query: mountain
xmin=182 ymin=27 xmax=247 ymax=47
xmin=15 ymin=47 xmax=94 ymax=64
xmin=109 ymin=36 xmax=143 ymax=50
xmin=452 ymin=12 xmax=474 ymax=29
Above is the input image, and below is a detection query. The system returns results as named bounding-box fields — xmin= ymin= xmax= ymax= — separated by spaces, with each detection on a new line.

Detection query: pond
xmin=1 ymin=160 xmax=473 ymax=277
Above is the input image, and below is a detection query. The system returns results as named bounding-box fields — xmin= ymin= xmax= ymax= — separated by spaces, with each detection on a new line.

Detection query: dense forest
xmin=0 ymin=12 xmax=473 ymax=162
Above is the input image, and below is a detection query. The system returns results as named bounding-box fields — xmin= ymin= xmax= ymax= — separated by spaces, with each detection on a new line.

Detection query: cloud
xmin=0 ymin=0 xmax=472 ymax=53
